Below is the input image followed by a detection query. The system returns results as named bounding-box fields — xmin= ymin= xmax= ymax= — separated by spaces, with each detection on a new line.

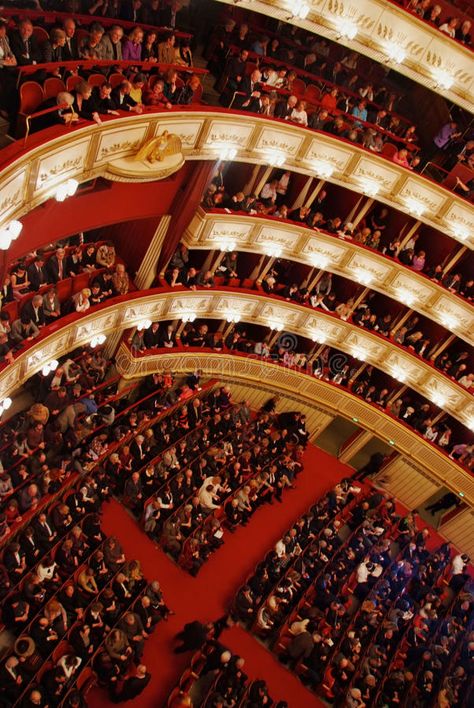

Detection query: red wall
xmin=7 ymin=163 xmax=193 ymax=266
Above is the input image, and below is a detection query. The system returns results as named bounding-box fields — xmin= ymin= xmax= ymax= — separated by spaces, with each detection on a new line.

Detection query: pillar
xmin=338 ymin=429 xmax=374 ymax=463
xmin=136 ymin=216 xmax=172 ymax=288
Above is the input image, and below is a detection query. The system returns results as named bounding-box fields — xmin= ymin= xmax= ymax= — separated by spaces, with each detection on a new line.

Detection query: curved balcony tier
xmin=1 ymin=110 xmax=473 ymax=249
xmin=185 ymin=208 xmax=474 ymax=346
xmin=1 ymin=287 xmax=472 ymax=428
xmin=114 ymin=344 xmax=474 ymax=506
xmin=214 ymin=0 xmax=474 ymax=113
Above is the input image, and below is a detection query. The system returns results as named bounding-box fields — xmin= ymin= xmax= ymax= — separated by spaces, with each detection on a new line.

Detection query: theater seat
xmin=43 ymin=77 xmax=66 ymax=100
xmin=381 ymin=142 xmax=398 ymax=159
xmin=109 ymin=72 xmax=126 ymax=89
xmin=66 ymin=75 xmax=84 ymax=92
xmin=291 ymin=78 xmax=306 ymax=97
xmin=304 ymin=84 xmax=321 ymax=104
xmin=88 ymin=73 xmax=107 ymax=88
xmin=32 ymin=26 xmax=49 ymax=45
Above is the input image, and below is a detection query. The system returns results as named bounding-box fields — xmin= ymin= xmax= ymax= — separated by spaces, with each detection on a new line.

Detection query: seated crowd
xmin=233 ymin=477 xmax=473 ymax=705
xmin=161 ymin=241 xmax=474 ymax=392
xmin=127 ymin=315 xmax=474 ymax=469
xmin=0 ymin=236 xmax=132 ymax=365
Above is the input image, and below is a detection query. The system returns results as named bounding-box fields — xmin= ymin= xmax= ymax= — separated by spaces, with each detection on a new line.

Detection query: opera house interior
xmin=0 ymin=0 xmax=472 ymax=706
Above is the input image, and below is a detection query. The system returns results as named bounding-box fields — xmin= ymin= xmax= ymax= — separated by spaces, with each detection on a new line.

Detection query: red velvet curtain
xmin=157 ymin=159 xmax=217 ymax=272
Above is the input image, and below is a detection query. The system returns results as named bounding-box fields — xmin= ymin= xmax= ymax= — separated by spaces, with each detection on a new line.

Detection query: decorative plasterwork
xmin=214 ymin=0 xmax=474 ymax=114
xmin=184 ymin=209 xmax=474 ymax=345
xmin=1 ymin=289 xmax=471 ymax=428
xmin=0 ymin=112 xmax=472 ymax=248
xmin=115 ymin=345 xmax=474 ymax=507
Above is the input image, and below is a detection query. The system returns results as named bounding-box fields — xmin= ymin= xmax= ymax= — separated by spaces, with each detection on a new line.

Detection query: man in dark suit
xmin=27 ymin=256 xmax=48 ymax=291
xmin=111 ymin=81 xmax=140 ymax=112
xmin=235 ymin=69 xmax=263 ymax=110
xmin=9 ymin=19 xmax=42 ymax=66
xmin=159 ymin=0 xmax=185 ymax=29
xmin=112 ymin=664 xmax=151 ymax=702
xmin=274 ymin=95 xmax=297 ymax=120
xmin=143 ymin=322 xmax=161 ymax=349
xmin=62 ymin=18 xmax=79 ymax=60
xmin=21 ymin=295 xmax=46 ymax=328
xmin=33 ymin=512 xmax=57 ymax=551
xmin=46 ymin=247 xmax=67 ymax=283
xmin=159 ymin=325 xmax=176 ymax=348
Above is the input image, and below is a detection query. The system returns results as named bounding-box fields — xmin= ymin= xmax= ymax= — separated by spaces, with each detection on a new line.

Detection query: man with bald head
xmin=111 ymin=663 xmax=151 ymax=702
xmin=274 ymin=94 xmax=298 ymax=120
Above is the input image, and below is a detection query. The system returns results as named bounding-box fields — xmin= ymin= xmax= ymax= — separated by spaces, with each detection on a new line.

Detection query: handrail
xmin=0 ymin=6 xmax=192 ymax=38
xmin=18 ymin=58 xmax=207 ymax=78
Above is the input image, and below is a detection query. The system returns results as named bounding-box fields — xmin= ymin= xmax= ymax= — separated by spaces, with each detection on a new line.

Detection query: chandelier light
xmin=90 ymin=334 xmax=106 ymax=348
xmin=0 ymin=219 xmax=22 ymax=250
xmin=41 ymin=359 xmax=59 ymax=377
xmin=55 ymin=178 xmax=79 ymax=202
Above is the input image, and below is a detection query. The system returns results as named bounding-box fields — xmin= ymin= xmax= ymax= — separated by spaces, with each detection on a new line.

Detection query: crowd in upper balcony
xmin=401 ymin=0 xmax=472 ymax=43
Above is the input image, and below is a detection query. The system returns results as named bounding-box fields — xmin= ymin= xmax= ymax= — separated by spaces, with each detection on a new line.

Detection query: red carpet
xmin=88 ymin=444 xmax=350 ymax=707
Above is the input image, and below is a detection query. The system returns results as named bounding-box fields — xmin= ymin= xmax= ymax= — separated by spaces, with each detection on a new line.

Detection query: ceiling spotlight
xmin=218 ymin=239 xmax=236 ymax=252
xmin=311 ymin=329 xmax=327 ymax=343
xmin=450 ymin=224 xmax=469 ymax=241
xmin=431 ymin=392 xmax=446 ymax=408
xmin=397 ymin=288 xmax=416 ymax=307
xmin=288 ymin=1 xmax=310 ymax=20
xmin=440 ymin=313 xmax=459 ymax=330
xmin=355 ymin=268 xmax=374 ymax=285
xmin=269 ymin=320 xmax=284 ymax=331
xmin=55 ymin=178 xmax=79 ymax=202
xmin=182 ymin=313 xmax=196 ymax=323
xmin=137 ymin=319 xmax=152 ymax=330
xmin=265 ymin=244 xmax=283 ymax=258
xmin=390 ymin=365 xmax=407 ymax=383
xmin=0 ymin=397 xmax=12 ymax=415
xmin=215 ymin=146 xmax=237 ymax=161
xmin=359 ymin=178 xmax=380 ymax=197
xmin=226 ymin=312 xmax=241 ymax=323
xmin=352 ymin=347 xmax=367 ymax=361
xmin=310 ymin=253 xmax=329 ymax=269
xmin=41 ymin=359 xmax=59 ymax=376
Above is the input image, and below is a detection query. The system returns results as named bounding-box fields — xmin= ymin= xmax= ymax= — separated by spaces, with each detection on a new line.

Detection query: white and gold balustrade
xmin=215 ymin=0 xmax=474 ymax=114
xmin=1 ymin=111 xmax=473 ymax=249
xmin=185 ymin=208 xmax=474 ymax=347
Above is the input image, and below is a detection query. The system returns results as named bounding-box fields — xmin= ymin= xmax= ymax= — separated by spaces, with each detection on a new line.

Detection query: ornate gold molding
xmin=2 ymin=289 xmax=472 ymax=429
xmin=185 ymin=209 xmax=474 ymax=346
xmin=214 ymin=0 xmax=474 ymax=114
xmin=0 ymin=112 xmax=472 ymax=249
xmin=114 ymin=345 xmax=474 ymax=507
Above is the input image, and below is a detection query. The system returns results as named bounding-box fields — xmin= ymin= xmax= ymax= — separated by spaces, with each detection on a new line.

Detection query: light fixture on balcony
xmin=355 ymin=268 xmax=374 ymax=286
xmin=226 ymin=312 xmax=241 ymax=323
xmin=265 ymin=243 xmax=283 ymax=258
xmin=311 ymin=329 xmax=327 ymax=343
xmin=440 ymin=313 xmax=459 ymax=330
xmin=268 ymin=319 xmax=284 ymax=332
xmin=287 ymin=1 xmax=310 ymax=20
xmin=466 ymin=417 xmax=474 ymax=433
xmin=214 ymin=145 xmax=238 ymax=161
xmin=263 ymin=149 xmax=286 ymax=167
xmin=397 ymin=288 xmax=416 ymax=307
xmin=41 ymin=359 xmax=59 ymax=377
xmin=137 ymin=318 xmax=152 ymax=330
xmin=310 ymin=253 xmax=329 ymax=269
xmin=0 ymin=397 xmax=12 ymax=416
xmin=181 ymin=312 xmax=196 ymax=323
xmin=432 ymin=68 xmax=454 ymax=91
xmin=55 ymin=178 xmax=79 ymax=202
xmin=218 ymin=239 xmax=236 ymax=252
xmin=405 ymin=197 xmax=425 ymax=218
xmin=450 ymin=224 xmax=469 ymax=241
xmin=335 ymin=17 xmax=358 ymax=40
xmin=90 ymin=334 xmax=106 ymax=348
xmin=359 ymin=178 xmax=380 ymax=197
xmin=0 ymin=219 xmax=22 ymax=250
xmin=431 ymin=391 xmax=446 ymax=408
xmin=352 ymin=346 xmax=367 ymax=361
xmin=383 ymin=41 xmax=406 ymax=65
xmin=312 ymin=160 xmax=334 ymax=179
xmin=390 ymin=365 xmax=407 ymax=383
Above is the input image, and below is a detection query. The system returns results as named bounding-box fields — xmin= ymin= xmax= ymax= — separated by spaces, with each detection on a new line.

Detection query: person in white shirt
xmin=452 ymin=553 xmax=469 ymax=575
xmin=275 ymin=538 xmax=287 ymax=558
xmin=289 ymin=100 xmax=308 ymax=127
xmin=259 ymin=179 xmax=278 ymax=205
xmin=198 ymin=484 xmax=220 ymax=512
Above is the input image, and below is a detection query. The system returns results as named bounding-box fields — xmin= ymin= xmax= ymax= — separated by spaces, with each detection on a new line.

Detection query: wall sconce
xmin=310 ymin=253 xmax=329 ymax=269
xmin=311 ymin=329 xmax=327 ymax=343
xmin=218 ymin=239 xmax=236 ymax=252
xmin=431 ymin=68 xmax=454 ymax=90
xmin=55 ymin=178 xmax=79 ymax=202
xmin=287 ymin=1 xmax=310 ymax=20
xmin=182 ymin=313 xmax=196 ymax=323
xmin=355 ymin=268 xmax=374 ymax=285
xmin=263 ymin=149 xmax=286 ymax=167
xmin=383 ymin=41 xmax=406 ymax=64
xmin=226 ymin=312 xmax=241 ymax=323
xmin=404 ymin=197 xmax=425 ymax=218
xmin=390 ymin=365 xmax=407 ymax=383
xmin=312 ymin=160 xmax=334 ymax=179
xmin=359 ymin=178 xmax=380 ymax=197
xmin=0 ymin=397 xmax=12 ymax=416
xmin=396 ymin=288 xmax=416 ymax=307
xmin=90 ymin=334 xmax=106 ymax=348
xmin=41 ymin=359 xmax=59 ymax=377
xmin=431 ymin=391 xmax=446 ymax=408
xmin=265 ymin=244 xmax=283 ymax=258
xmin=0 ymin=219 xmax=22 ymax=250
xmin=335 ymin=18 xmax=358 ymax=40
xmin=214 ymin=145 xmax=237 ymax=161
xmin=269 ymin=320 xmax=284 ymax=331
xmin=352 ymin=346 xmax=367 ymax=361
xmin=137 ymin=318 xmax=152 ymax=330
xmin=450 ymin=224 xmax=469 ymax=241
xmin=440 ymin=313 xmax=459 ymax=330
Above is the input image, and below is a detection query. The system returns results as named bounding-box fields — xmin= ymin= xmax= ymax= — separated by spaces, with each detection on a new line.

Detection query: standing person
xmin=111 ymin=664 xmax=151 ymax=702
xmin=173 ymin=620 xmax=214 ymax=653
